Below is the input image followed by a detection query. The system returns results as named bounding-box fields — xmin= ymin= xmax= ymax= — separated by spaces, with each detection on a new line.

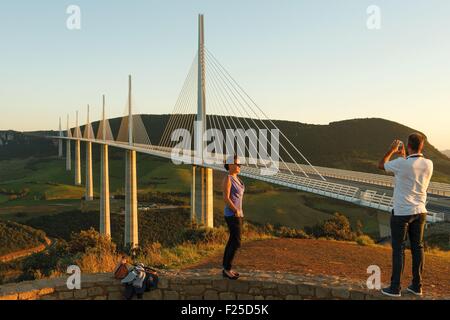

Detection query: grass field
xmin=0 ymin=155 xmax=386 ymax=238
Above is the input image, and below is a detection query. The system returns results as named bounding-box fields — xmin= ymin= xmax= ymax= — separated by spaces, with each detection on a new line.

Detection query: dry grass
xmin=74 ymin=249 xmax=122 ymax=274
xmin=134 ymin=225 xmax=274 ymax=269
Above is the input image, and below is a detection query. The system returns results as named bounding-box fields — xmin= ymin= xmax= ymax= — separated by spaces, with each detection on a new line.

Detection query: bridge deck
xmin=49 ymin=136 xmax=449 ymax=223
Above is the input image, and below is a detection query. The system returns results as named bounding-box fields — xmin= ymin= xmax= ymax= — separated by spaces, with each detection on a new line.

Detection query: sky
xmin=0 ymin=0 xmax=449 ymax=150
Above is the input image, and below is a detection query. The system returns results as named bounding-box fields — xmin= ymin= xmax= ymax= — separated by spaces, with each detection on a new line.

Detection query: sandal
xmin=222 ymin=269 xmax=239 ymax=280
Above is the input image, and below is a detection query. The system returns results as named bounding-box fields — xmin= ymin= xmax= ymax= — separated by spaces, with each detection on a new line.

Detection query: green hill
xmin=0 ymin=131 xmax=55 ymax=160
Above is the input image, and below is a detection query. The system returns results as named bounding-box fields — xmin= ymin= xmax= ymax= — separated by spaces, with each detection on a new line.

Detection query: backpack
xmin=143 ymin=267 xmax=159 ymax=292
xmin=114 ymin=262 xmax=130 ymax=280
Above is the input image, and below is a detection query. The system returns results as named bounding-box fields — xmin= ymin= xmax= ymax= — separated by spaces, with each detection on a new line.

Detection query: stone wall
xmin=0 ymin=269 xmax=427 ymax=300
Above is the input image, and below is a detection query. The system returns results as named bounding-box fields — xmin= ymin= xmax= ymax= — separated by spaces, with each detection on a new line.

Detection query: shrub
xmin=74 ymin=248 xmax=119 ymax=274
xmin=19 ymin=240 xmax=69 ymax=281
xmin=182 ymin=227 xmax=228 ymax=244
xmin=424 ymin=222 xmax=450 ymax=251
xmin=355 ymin=235 xmax=375 ymax=246
xmin=67 ymin=229 xmax=119 ymax=273
xmin=275 ymin=226 xmax=310 ymax=239
xmin=0 ymin=220 xmax=48 ymax=256
xmin=309 ymin=213 xmax=357 ymax=241
xmin=68 ymin=228 xmax=116 ymax=255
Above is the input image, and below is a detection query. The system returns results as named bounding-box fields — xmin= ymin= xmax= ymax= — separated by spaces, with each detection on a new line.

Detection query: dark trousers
xmin=390 ymin=212 xmax=427 ymax=291
xmin=223 ymin=216 xmax=243 ymax=271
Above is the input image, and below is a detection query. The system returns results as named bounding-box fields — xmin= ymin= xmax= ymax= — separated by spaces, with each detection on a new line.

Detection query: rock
xmin=286 ymin=295 xmax=303 ymax=300
xmin=237 ymin=294 xmax=254 ymax=300
xmin=212 ymin=280 xmax=228 ymax=291
xmin=248 ymin=287 xmax=262 ymax=295
xmin=228 ymin=281 xmax=249 ymax=293
xmin=87 ymin=287 xmax=104 ymax=297
xmin=158 ymin=278 xmax=169 ymax=289
xmin=106 ymin=286 xmax=121 ymax=292
xmin=278 ymin=284 xmax=297 ymax=296
xmin=349 ymin=290 xmax=366 ymax=300
xmin=143 ymin=289 xmax=163 ymax=300
xmin=74 ymin=289 xmax=88 ymax=299
xmin=297 ymin=283 xmax=315 ymax=297
xmin=58 ymin=291 xmax=74 ymax=300
xmin=219 ymin=292 xmax=236 ymax=300
xmin=204 ymin=290 xmax=219 ymax=300
xmin=184 ymin=285 xmax=206 ymax=295
xmin=315 ymin=287 xmax=332 ymax=299
xmin=108 ymin=292 xmax=124 ymax=300
xmin=164 ymin=290 xmax=180 ymax=300
xmin=331 ymin=288 xmax=350 ymax=299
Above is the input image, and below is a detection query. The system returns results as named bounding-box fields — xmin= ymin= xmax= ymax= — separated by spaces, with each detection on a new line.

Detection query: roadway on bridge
xmin=303 ymin=171 xmax=450 ymax=216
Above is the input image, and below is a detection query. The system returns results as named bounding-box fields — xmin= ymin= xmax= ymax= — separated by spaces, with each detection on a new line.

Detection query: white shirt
xmin=384 ymin=154 xmax=433 ymax=216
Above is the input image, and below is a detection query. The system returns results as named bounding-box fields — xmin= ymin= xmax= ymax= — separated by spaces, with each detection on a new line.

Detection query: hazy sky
xmin=1 ymin=1 xmax=449 ymax=149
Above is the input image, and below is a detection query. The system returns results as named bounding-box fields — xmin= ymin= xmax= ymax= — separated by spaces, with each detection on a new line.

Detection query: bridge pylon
xmin=191 ymin=14 xmax=214 ymax=228
xmin=58 ymin=117 xmax=63 ymax=158
xmin=66 ymin=115 xmax=71 ymax=171
xmin=84 ymin=105 xmax=94 ymax=201
xmin=99 ymin=95 xmax=111 ymax=237
xmin=124 ymin=75 xmax=139 ymax=249
xmin=74 ymin=111 xmax=82 ymax=186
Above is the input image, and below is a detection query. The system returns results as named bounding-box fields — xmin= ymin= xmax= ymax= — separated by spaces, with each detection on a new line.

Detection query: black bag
xmin=143 ymin=267 xmax=159 ymax=292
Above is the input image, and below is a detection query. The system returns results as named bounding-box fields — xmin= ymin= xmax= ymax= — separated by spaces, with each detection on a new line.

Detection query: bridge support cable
xmin=206 ymin=69 xmax=265 ymax=171
xmin=172 ymin=59 xmax=197 ymax=149
xmin=205 ymin=48 xmax=325 ymax=180
xmin=205 ymin=54 xmax=272 ymax=172
xmin=205 ymin=49 xmax=301 ymax=176
xmin=205 ymin=48 xmax=305 ymax=177
xmin=159 ymin=54 xmax=198 ymax=149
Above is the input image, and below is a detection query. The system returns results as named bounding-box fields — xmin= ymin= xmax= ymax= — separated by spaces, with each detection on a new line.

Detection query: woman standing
xmin=222 ymin=155 xmax=245 ymax=280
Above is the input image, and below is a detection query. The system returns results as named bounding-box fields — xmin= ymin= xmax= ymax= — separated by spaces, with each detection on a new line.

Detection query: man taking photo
xmin=378 ymin=133 xmax=433 ymax=297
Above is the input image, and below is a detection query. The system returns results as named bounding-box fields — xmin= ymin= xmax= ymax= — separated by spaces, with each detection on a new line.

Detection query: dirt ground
xmin=187 ymin=238 xmax=450 ymax=298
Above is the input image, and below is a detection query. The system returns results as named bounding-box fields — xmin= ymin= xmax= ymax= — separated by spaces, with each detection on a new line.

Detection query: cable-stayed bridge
xmin=49 ymin=15 xmax=448 ymax=248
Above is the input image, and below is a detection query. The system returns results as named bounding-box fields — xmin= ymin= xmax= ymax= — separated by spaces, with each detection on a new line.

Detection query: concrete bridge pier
xmin=191 ymin=165 xmax=196 ymax=224
xmin=58 ymin=140 xmax=63 ymax=158
xmin=74 ymin=140 xmax=81 ymax=185
xmin=84 ymin=105 xmax=94 ymax=201
xmin=192 ymin=166 xmax=214 ymax=228
xmin=205 ymin=167 xmax=214 ymax=228
xmin=65 ymin=115 xmax=71 ymax=171
xmin=58 ymin=117 xmax=63 ymax=158
xmin=85 ymin=141 xmax=93 ymax=200
xmin=66 ymin=140 xmax=71 ymax=171
xmin=99 ymin=144 xmax=111 ymax=237
xmin=124 ymin=149 xmax=138 ymax=249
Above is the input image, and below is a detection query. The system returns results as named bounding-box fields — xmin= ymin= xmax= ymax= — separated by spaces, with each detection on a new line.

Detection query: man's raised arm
xmin=378 ymin=139 xmax=406 ymax=171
